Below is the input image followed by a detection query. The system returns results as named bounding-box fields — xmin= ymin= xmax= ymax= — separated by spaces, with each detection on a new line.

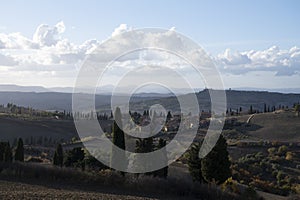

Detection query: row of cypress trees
xmin=0 ymin=138 xmax=24 ymax=162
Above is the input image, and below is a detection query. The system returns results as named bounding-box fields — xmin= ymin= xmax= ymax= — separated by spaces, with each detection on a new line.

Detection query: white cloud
xmin=216 ymin=46 xmax=300 ymax=76
xmin=0 ymin=32 xmax=38 ymax=49
xmin=0 ymin=53 xmax=18 ymax=66
xmin=0 ymin=22 xmax=299 ymax=87
xmin=33 ymin=21 xmax=66 ymax=46
xmin=111 ymin=24 xmax=130 ymax=37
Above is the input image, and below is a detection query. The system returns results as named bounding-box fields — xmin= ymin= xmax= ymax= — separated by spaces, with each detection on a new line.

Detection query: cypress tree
xmin=188 ymin=142 xmax=204 ymax=182
xmin=0 ymin=142 xmax=5 ymax=161
xmin=134 ymin=137 xmax=154 ymax=176
xmin=154 ymin=138 xmax=168 ymax=178
xmin=201 ymin=135 xmax=231 ymax=184
xmin=4 ymin=142 xmax=13 ymax=162
xmin=15 ymin=138 xmax=24 ymax=162
xmin=249 ymin=105 xmax=253 ymax=114
xmin=264 ymin=103 xmax=267 ymax=113
xmin=111 ymin=107 xmax=127 ymax=173
xmin=53 ymin=144 xmax=63 ymax=167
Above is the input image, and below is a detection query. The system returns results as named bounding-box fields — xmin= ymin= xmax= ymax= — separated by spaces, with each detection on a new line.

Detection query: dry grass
xmin=0 ymin=162 xmax=239 ymax=200
xmin=0 ymin=180 xmax=156 ymax=200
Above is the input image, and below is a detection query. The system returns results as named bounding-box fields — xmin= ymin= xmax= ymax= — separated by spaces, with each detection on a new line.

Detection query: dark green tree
xmin=188 ymin=142 xmax=204 ymax=182
xmin=134 ymin=137 xmax=154 ymax=176
xmin=53 ymin=144 xmax=63 ymax=167
xmin=0 ymin=142 xmax=6 ymax=161
xmin=264 ymin=103 xmax=267 ymax=113
xmin=14 ymin=138 xmax=24 ymax=162
xmin=64 ymin=147 xmax=85 ymax=170
xmin=154 ymin=138 xmax=168 ymax=178
xmin=0 ymin=142 xmax=12 ymax=162
xmin=166 ymin=111 xmax=172 ymax=120
xmin=4 ymin=142 xmax=13 ymax=162
xmin=111 ymin=107 xmax=127 ymax=172
xmin=248 ymin=105 xmax=253 ymax=114
xmin=201 ymin=135 xmax=231 ymax=184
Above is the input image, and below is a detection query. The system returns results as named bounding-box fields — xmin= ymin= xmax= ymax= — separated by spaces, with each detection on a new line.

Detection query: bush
xmin=278 ymin=145 xmax=288 ymax=156
xmin=240 ymin=186 xmax=262 ymax=200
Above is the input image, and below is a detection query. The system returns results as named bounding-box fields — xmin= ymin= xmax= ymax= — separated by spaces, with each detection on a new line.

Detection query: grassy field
xmin=230 ymin=110 xmax=300 ymax=142
xmin=0 ymin=114 xmax=77 ymax=143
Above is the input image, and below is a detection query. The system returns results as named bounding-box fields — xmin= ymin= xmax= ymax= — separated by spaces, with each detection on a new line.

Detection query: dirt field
xmin=0 ymin=180 xmax=158 ymax=200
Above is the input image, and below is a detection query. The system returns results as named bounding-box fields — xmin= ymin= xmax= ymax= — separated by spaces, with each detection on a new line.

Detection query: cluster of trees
xmin=53 ymin=144 xmax=108 ymax=171
xmin=0 ymin=138 xmax=24 ymax=163
xmin=226 ymin=107 xmax=243 ymax=116
xmin=1 ymin=103 xmax=53 ymax=117
xmin=187 ymin=135 xmax=231 ymax=185
xmin=12 ymin=136 xmax=64 ymax=147
xmin=112 ymin=107 xmax=168 ymax=178
xmin=249 ymin=103 xmax=289 ymax=115
xmin=226 ymin=103 xmax=291 ymax=116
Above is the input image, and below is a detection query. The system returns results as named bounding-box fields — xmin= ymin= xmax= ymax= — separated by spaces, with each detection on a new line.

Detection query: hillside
xmin=233 ymin=110 xmax=300 ymax=142
xmin=0 ymin=115 xmax=77 ymax=143
xmin=118 ymin=89 xmax=300 ymax=113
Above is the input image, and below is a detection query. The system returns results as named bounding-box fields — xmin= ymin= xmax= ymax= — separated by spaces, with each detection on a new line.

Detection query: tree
xmin=14 ymin=138 xmax=24 ymax=162
xmin=295 ymin=103 xmax=300 ymax=117
xmin=166 ymin=111 xmax=172 ymax=120
xmin=4 ymin=142 xmax=13 ymax=162
xmin=153 ymin=138 xmax=168 ymax=178
xmin=264 ymin=103 xmax=267 ymax=113
xmin=0 ymin=142 xmax=12 ymax=162
xmin=201 ymin=135 xmax=231 ymax=184
xmin=134 ymin=137 xmax=154 ymax=176
xmin=111 ymin=107 xmax=127 ymax=173
xmin=188 ymin=142 xmax=205 ymax=182
xmin=64 ymin=147 xmax=85 ymax=170
xmin=248 ymin=105 xmax=253 ymax=114
xmin=53 ymin=144 xmax=63 ymax=167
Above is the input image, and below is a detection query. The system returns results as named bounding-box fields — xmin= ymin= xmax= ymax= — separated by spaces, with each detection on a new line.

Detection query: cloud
xmin=216 ymin=46 xmax=300 ymax=76
xmin=111 ymin=24 xmax=130 ymax=37
xmin=0 ymin=22 xmax=299 ymax=88
xmin=0 ymin=32 xmax=38 ymax=49
xmin=0 ymin=53 xmax=18 ymax=66
xmin=33 ymin=21 xmax=66 ymax=46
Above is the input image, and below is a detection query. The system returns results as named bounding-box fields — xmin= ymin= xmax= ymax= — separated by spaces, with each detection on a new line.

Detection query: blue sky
xmin=0 ymin=1 xmax=300 ymax=90
xmin=1 ymin=0 xmax=299 ymax=52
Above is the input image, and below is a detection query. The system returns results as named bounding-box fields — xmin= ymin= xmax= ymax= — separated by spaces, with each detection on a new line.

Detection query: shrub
xmin=278 ymin=145 xmax=288 ymax=156
xmin=240 ymin=186 xmax=262 ymax=200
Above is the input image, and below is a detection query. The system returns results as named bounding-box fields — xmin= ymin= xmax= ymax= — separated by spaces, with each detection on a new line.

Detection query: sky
xmin=0 ymin=0 xmax=300 ymax=90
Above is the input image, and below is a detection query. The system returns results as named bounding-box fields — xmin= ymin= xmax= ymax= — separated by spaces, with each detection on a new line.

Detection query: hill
xmin=0 ymin=115 xmax=76 ymax=144
xmin=124 ymin=89 xmax=300 ymax=113
xmin=233 ymin=110 xmax=300 ymax=142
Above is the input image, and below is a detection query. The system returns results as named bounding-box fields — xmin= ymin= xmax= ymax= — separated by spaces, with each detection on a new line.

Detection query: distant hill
xmin=1 ymin=84 xmax=300 ymax=94
xmin=123 ymin=89 xmax=300 ymax=113
xmin=0 ymin=89 xmax=299 ymax=113
xmin=0 ymin=91 xmax=165 ymax=112
xmin=0 ymin=84 xmax=50 ymax=93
